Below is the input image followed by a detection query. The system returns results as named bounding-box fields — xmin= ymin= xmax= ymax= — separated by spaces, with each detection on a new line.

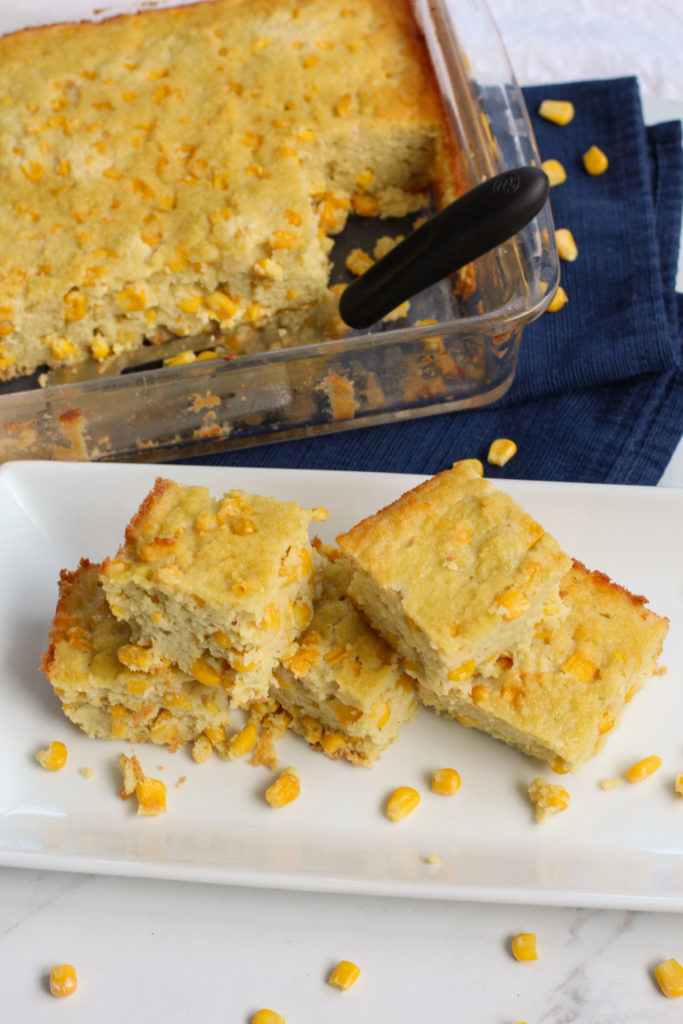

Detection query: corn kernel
xmin=266 ymin=770 xmax=300 ymax=808
xmin=252 ymin=1011 xmax=285 ymax=1024
xmin=328 ymin=960 xmax=361 ymax=991
xmin=562 ymin=651 xmax=596 ymax=683
xmin=192 ymin=658 xmax=223 ymax=688
xmin=352 ymin=194 xmax=380 ymax=216
xmin=600 ymin=777 xmax=622 ymax=790
xmin=177 ymin=294 xmax=203 ymax=314
xmin=90 ymin=337 xmax=111 ymax=361
xmin=447 ymin=659 xmax=475 ymax=682
xmin=63 ymin=290 xmax=88 ymax=321
xmin=496 ymin=588 xmax=529 ymax=620
xmin=547 ymin=286 xmax=568 ymax=312
xmin=487 ymin=438 xmax=517 ymax=467
xmin=654 ymin=958 xmax=683 ymax=998
xmin=470 ymin=683 xmax=490 ymax=704
xmin=555 ymin=228 xmax=578 ymax=262
xmin=164 ymin=350 xmax=196 ymax=367
xmin=49 ymin=964 xmax=77 ymax=998
xmin=431 ymin=768 xmax=461 ymax=796
xmin=321 ymin=730 xmax=346 ymax=754
xmin=332 ymin=699 xmax=362 ymax=727
xmin=206 ymin=290 xmax=239 ymax=320
xmin=386 ymin=785 xmax=420 ymax=822
xmin=117 ymin=287 xmax=147 ymax=312
xmin=626 ymin=754 xmax=662 ymax=783
xmin=511 ymin=933 xmax=538 ymax=962
xmin=192 ymin=735 xmax=213 ymax=763
xmin=541 ymin=158 xmax=566 ymax=186
xmin=583 ymin=145 xmax=609 ymax=176
xmin=135 ymin=777 xmax=166 ymax=816
xmin=675 ymin=774 xmax=683 ymax=796
xmin=538 ymin=99 xmax=574 ymax=125
xmin=227 ymin=721 xmax=258 ymax=759
xmin=36 ymin=740 xmax=67 ymax=771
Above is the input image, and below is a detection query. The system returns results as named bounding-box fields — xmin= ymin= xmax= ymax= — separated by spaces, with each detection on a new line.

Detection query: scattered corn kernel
xmin=599 ymin=777 xmax=622 ymax=790
xmin=386 ymin=785 xmax=420 ymax=822
xmin=654 ymin=958 xmax=683 ymax=998
xmin=538 ymin=99 xmax=575 ymax=125
xmin=547 ymin=285 xmax=568 ymax=312
xmin=487 ymin=437 xmax=517 ymax=467
xmin=626 ymin=754 xmax=662 ymax=783
xmin=49 ymin=964 xmax=78 ymax=998
xmin=675 ymin=774 xmax=683 ymax=796
xmin=511 ymin=933 xmax=538 ymax=962
xmin=583 ymin=145 xmax=609 ymax=176
xmin=36 ymin=740 xmax=67 ymax=771
xmin=555 ymin=228 xmax=578 ymax=262
xmin=252 ymin=1010 xmax=286 ymax=1024
xmin=431 ymin=768 xmax=461 ymax=796
xmin=541 ymin=158 xmax=566 ymax=186
xmin=266 ymin=769 xmax=300 ymax=808
xmin=328 ymin=960 xmax=361 ymax=991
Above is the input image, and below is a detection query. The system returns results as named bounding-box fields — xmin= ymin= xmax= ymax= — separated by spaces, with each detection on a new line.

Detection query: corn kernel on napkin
xmin=180 ymin=77 xmax=682 ymax=484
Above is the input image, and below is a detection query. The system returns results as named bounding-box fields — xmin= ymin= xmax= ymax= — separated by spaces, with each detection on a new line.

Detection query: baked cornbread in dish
xmin=268 ymin=543 xmax=418 ymax=765
xmin=418 ymin=561 xmax=669 ymax=772
xmin=41 ymin=559 xmax=232 ymax=750
xmin=100 ymin=477 xmax=319 ymax=707
xmin=336 ymin=460 xmax=572 ymax=693
xmin=0 ymin=0 xmax=460 ymax=381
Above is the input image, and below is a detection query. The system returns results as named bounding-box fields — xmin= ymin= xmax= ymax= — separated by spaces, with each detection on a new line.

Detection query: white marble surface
xmin=2 ymin=1 xmax=682 ymax=1021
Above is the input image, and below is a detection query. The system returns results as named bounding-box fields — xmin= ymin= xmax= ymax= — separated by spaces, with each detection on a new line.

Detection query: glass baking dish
xmin=0 ymin=0 xmax=559 ymax=463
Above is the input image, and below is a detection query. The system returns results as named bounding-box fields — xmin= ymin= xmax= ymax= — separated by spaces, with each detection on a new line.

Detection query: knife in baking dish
xmin=339 ymin=165 xmax=550 ymax=329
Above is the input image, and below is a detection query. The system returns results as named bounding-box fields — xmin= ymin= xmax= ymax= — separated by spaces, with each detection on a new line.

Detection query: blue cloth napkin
xmin=177 ymin=77 xmax=683 ymax=484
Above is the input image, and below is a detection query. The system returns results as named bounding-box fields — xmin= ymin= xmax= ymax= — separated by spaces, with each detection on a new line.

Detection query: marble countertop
xmin=2 ymin=1 xmax=682 ymax=1021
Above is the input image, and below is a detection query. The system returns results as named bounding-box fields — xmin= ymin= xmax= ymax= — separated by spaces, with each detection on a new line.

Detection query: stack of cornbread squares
xmin=0 ymin=0 xmax=461 ymax=382
xmin=43 ymin=462 xmax=668 ymax=775
xmin=42 ymin=477 xmax=419 ymax=765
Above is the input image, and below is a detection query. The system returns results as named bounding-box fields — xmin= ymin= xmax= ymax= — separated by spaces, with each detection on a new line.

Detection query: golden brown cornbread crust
xmin=0 ymin=0 xmax=461 ymax=380
xmin=337 ymin=460 xmax=572 ymax=689
xmin=41 ymin=558 xmax=232 ymax=750
xmin=419 ymin=560 xmax=669 ymax=771
xmin=100 ymin=477 xmax=316 ymax=706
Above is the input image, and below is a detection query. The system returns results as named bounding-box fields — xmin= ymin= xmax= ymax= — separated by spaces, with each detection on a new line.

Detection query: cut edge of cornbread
xmin=418 ymin=560 xmax=669 ymax=772
xmin=99 ymin=477 xmax=318 ymax=707
xmin=266 ymin=541 xmax=419 ymax=765
xmin=337 ymin=460 xmax=572 ymax=692
xmin=41 ymin=558 xmax=232 ymax=752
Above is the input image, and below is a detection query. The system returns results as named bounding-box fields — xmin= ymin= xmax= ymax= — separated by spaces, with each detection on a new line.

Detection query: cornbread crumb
xmin=79 ymin=766 xmax=95 ymax=779
xmin=118 ymin=752 xmax=166 ymax=815
xmin=35 ymin=740 xmax=67 ymax=771
xmin=599 ymin=777 xmax=622 ymax=790
xmin=528 ymin=775 xmax=569 ymax=823
xmin=426 ymin=853 xmax=441 ymax=866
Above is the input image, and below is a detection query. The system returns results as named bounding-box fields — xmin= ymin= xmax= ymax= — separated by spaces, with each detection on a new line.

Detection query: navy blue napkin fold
xmin=177 ymin=77 xmax=682 ymax=484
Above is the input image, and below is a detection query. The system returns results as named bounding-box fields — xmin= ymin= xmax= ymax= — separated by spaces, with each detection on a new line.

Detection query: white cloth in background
xmin=485 ymin=0 xmax=683 ymax=101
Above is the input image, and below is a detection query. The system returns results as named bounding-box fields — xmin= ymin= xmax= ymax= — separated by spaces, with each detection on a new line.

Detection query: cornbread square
xmin=419 ymin=561 xmax=669 ymax=772
xmin=0 ymin=0 xmax=460 ymax=381
xmin=41 ymin=559 xmax=232 ymax=751
xmin=267 ymin=543 xmax=418 ymax=765
xmin=337 ymin=461 xmax=572 ymax=693
xmin=100 ymin=478 xmax=318 ymax=707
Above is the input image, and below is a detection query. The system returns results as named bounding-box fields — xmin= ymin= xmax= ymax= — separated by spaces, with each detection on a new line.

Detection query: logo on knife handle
xmin=492 ymin=172 xmax=520 ymax=196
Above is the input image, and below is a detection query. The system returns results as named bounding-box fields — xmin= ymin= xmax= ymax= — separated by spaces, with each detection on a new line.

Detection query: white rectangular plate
xmin=0 ymin=461 xmax=681 ymax=910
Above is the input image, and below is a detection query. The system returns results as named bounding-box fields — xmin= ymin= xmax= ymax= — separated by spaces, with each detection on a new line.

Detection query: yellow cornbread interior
xmin=0 ymin=0 xmax=458 ymax=380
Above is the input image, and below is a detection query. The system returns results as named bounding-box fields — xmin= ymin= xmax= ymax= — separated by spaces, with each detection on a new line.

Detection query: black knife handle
xmin=339 ymin=165 xmax=550 ymax=329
